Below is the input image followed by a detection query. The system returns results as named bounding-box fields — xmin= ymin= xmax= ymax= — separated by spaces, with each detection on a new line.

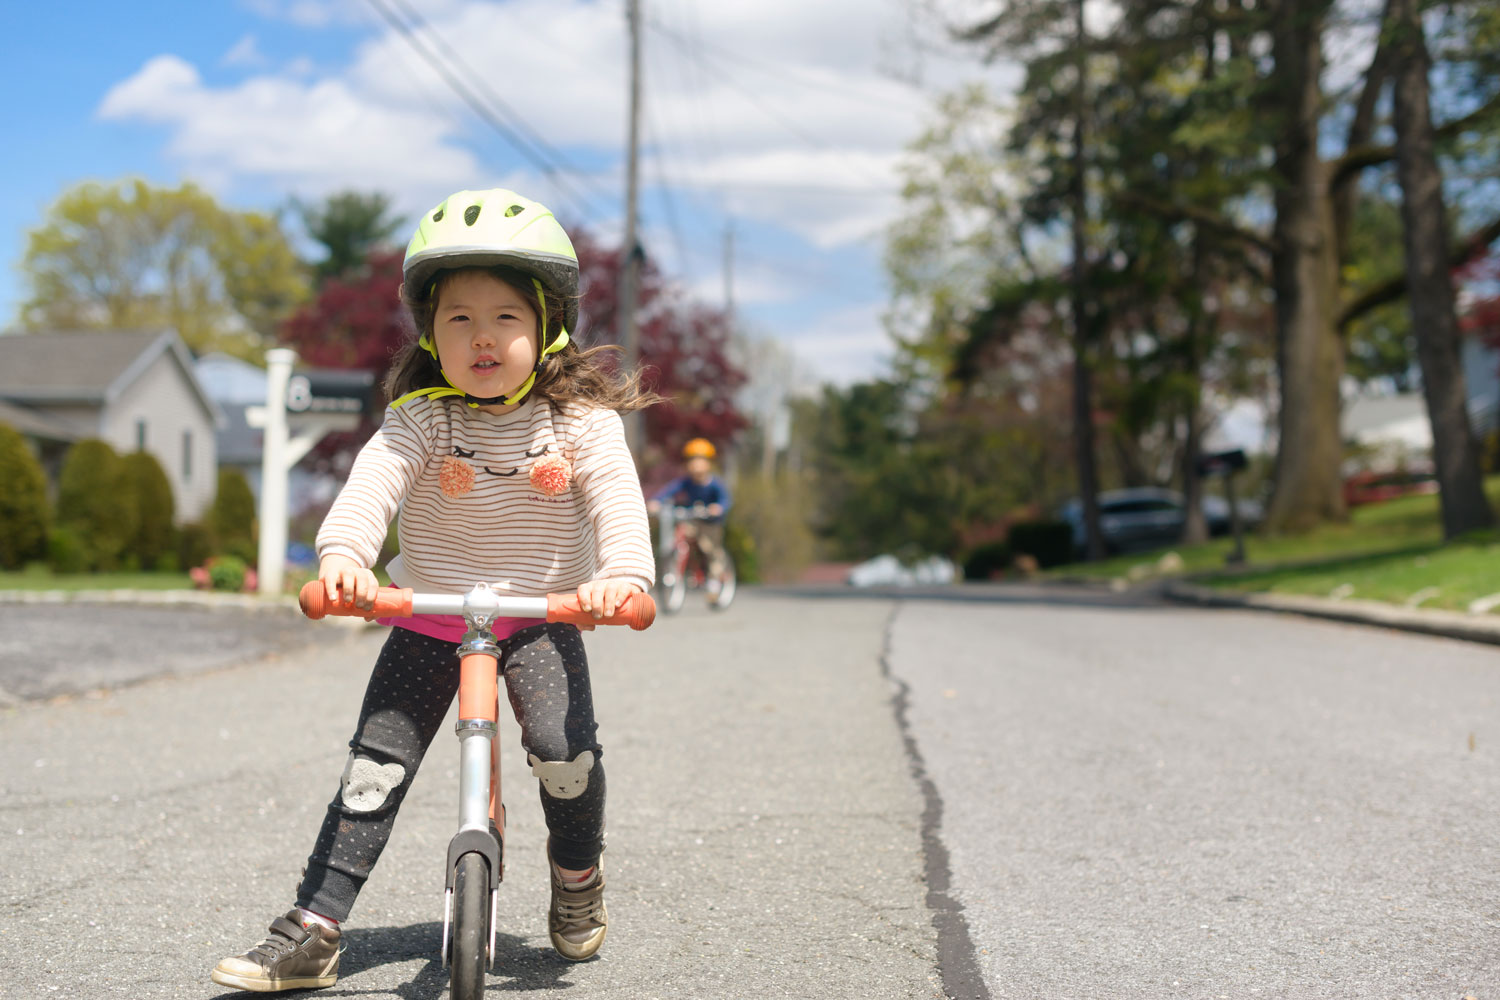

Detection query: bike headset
xmin=392 ymin=188 xmax=578 ymax=410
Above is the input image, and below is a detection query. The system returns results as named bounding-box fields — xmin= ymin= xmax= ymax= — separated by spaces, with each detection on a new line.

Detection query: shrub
xmin=0 ymin=423 xmax=49 ymax=570
xmin=962 ymin=541 xmax=1012 ymax=580
xmin=1007 ymin=520 xmax=1075 ymax=569
xmin=211 ymin=468 xmax=258 ymax=566
xmin=46 ymin=525 xmax=91 ymax=574
xmin=207 ymin=554 xmax=248 ymax=592
xmin=56 ymin=438 xmax=131 ymax=570
xmin=723 ymin=520 xmax=760 ymax=585
xmin=119 ymin=450 xmax=176 ymax=569
xmin=177 ymin=520 xmax=215 ymax=569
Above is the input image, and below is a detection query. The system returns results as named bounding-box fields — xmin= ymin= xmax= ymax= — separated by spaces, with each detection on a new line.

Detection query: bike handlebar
xmin=298 ymin=581 xmax=657 ymax=631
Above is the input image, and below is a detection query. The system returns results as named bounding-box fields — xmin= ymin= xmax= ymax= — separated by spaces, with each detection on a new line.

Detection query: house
xmin=0 ymin=330 xmax=223 ymax=520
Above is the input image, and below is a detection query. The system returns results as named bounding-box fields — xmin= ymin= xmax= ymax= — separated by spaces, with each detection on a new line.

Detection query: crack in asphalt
xmin=881 ymin=601 xmax=995 ymax=1000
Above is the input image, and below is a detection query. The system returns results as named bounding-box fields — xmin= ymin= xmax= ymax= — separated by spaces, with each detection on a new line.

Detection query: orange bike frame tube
xmin=458 ymin=653 xmax=499 ymax=723
xmin=458 ymin=651 xmax=504 ymax=836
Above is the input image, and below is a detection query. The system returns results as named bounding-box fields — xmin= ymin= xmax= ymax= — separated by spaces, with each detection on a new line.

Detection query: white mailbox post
xmin=249 ymin=349 xmax=371 ymax=597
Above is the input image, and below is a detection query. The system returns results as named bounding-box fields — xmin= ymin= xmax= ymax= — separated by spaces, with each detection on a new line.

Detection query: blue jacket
xmin=653 ymin=475 xmax=731 ymax=522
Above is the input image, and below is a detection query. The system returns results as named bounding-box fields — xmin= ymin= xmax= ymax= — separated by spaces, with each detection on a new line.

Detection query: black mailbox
xmin=286 ymin=369 xmax=376 ymax=416
xmin=1195 ymin=448 xmax=1247 ymax=478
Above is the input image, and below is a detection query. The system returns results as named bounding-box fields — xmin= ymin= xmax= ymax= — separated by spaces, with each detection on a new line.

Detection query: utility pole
xmin=723 ymin=220 xmax=734 ymax=323
xmin=1070 ymin=0 xmax=1104 ymax=562
xmin=619 ymin=0 xmax=644 ymax=451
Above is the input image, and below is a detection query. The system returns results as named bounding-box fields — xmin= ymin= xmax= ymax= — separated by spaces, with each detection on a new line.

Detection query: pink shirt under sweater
xmin=377 ymin=610 xmax=534 ymax=644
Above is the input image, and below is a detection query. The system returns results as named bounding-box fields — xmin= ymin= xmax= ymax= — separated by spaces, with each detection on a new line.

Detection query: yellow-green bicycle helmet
xmin=396 ymin=188 xmax=578 ymax=407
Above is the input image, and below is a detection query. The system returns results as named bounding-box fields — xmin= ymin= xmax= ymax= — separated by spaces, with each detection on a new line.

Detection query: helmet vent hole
xmin=505 ymin=204 xmax=525 ymax=217
xmin=432 ymin=208 xmax=444 ymax=222
xmin=464 ymin=205 xmax=481 ymax=226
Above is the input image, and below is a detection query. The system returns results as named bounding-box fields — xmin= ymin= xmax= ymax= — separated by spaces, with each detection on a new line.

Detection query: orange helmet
xmin=682 ymin=438 xmax=716 ymax=459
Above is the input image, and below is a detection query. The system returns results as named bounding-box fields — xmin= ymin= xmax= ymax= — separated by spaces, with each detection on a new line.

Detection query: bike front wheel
xmin=709 ymin=562 xmax=737 ymax=611
xmin=449 ymin=852 xmax=490 ymax=1000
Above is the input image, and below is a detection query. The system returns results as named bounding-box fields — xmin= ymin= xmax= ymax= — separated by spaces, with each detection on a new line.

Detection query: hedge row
xmin=0 ymin=426 xmax=257 ymax=573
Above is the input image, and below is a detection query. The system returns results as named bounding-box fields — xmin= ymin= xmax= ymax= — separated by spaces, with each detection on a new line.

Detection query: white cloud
xmin=780 ymin=299 xmax=895 ymax=385
xmin=221 ymin=34 xmax=268 ymax=69
xmin=100 ymin=0 xmax=1005 ymax=382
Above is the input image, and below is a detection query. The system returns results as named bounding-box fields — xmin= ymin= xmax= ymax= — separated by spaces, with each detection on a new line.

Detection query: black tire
xmin=449 ymin=852 xmax=489 ymax=1000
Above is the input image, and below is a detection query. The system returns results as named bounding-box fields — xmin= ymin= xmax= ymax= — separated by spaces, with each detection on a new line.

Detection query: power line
xmin=360 ymin=0 xmax=605 ymax=220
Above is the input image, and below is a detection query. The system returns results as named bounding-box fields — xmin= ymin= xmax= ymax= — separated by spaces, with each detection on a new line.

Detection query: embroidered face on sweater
xmin=439 ymin=443 xmax=572 ymax=498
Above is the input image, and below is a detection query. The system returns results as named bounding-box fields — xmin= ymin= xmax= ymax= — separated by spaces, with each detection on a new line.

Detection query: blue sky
xmin=1 ymin=0 xmax=1003 ymax=387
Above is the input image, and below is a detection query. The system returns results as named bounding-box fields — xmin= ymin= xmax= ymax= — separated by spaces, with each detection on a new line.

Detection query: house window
xmin=182 ymin=430 xmax=192 ymax=481
xmin=135 ymin=419 xmax=147 ymax=450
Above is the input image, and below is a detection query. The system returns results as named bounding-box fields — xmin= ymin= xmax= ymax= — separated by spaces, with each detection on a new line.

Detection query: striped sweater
xmin=317 ymin=395 xmax=655 ymax=597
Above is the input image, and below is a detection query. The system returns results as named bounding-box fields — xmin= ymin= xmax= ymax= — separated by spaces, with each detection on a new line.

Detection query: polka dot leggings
xmin=295 ymin=623 xmax=605 ymax=922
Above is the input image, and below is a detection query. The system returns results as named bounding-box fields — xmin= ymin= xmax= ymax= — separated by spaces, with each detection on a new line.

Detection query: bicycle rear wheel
xmin=449 ymin=852 xmax=490 ymax=1000
xmin=660 ymin=569 xmax=687 ymax=615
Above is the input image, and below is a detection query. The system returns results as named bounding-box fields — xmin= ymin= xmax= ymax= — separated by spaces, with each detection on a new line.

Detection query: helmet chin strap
xmin=392 ymin=278 xmax=569 ymax=410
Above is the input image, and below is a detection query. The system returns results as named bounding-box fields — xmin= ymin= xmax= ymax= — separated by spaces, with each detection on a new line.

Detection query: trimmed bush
xmin=211 ymin=468 xmax=258 ymax=565
xmin=207 ymin=554 xmax=248 ymax=592
xmin=177 ymin=521 xmax=214 ymax=570
xmin=46 ymin=525 xmax=90 ymax=574
xmin=1007 ymin=520 xmax=1075 ymax=569
xmin=119 ymin=450 xmax=176 ymax=570
xmin=962 ymin=541 xmax=1012 ymax=580
xmin=56 ymin=438 xmax=132 ymax=570
xmin=0 ymin=423 xmax=49 ymax=570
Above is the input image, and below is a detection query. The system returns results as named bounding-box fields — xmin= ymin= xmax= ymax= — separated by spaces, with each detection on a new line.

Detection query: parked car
xmin=1058 ymin=487 xmax=1263 ymax=556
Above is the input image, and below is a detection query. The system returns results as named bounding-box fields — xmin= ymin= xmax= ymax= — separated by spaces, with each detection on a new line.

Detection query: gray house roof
xmin=0 ymin=329 xmax=223 ymax=425
xmin=0 ymin=399 xmax=78 ymax=442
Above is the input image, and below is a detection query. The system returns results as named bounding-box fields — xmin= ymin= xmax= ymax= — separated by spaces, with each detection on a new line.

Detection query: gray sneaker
xmin=211 ymin=910 xmax=340 ymax=992
xmin=548 ymin=859 xmax=607 ymax=961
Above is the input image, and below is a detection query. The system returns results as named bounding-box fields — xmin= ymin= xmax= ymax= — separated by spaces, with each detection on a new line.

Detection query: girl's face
xmin=432 ymin=270 xmax=540 ymax=411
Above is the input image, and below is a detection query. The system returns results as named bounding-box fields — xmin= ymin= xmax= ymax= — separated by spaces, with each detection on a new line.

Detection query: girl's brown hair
xmin=385 ymin=264 xmax=660 ymax=413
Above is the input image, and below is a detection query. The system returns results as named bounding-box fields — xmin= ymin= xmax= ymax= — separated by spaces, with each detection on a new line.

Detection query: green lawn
xmin=0 ymin=567 xmax=196 ymax=591
xmin=1052 ymin=475 xmax=1500 ymax=610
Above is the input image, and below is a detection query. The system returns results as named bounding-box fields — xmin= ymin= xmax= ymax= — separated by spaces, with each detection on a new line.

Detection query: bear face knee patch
xmin=529 ymin=750 xmax=594 ymax=799
xmin=340 ymin=754 xmax=407 ymax=812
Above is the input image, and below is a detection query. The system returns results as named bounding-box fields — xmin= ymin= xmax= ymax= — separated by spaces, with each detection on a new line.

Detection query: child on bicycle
xmin=212 ymin=188 xmax=657 ymax=992
xmin=647 ymin=438 xmax=732 ymax=602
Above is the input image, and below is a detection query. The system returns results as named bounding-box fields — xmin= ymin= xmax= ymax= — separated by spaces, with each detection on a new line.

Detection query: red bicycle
xmin=655 ymin=503 xmax=736 ymax=614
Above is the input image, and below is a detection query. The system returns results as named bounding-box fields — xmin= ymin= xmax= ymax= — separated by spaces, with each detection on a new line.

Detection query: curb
xmin=1163 ymin=579 xmax=1500 ymax=648
xmin=0 ymin=588 xmax=302 ymax=613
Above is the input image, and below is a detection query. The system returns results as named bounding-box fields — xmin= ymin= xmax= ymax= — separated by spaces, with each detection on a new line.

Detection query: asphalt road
xmin=887 ymin=584 xmax=1500 ymax=999
xmin=0 ymin=594 xmax=939 ymax=999
xmin=1 ymin=586 xmax=1496 ymax=999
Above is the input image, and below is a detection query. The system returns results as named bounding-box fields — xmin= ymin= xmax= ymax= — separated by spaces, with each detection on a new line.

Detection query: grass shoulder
xmin=1049 ymin=476 xmax=1500 ymax=612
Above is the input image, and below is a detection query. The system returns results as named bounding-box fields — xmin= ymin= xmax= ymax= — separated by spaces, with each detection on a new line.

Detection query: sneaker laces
xmin=246 ymin=917 xmax=307 ymax=961
xmin=554 ymin=879 xmax=605 ymax=928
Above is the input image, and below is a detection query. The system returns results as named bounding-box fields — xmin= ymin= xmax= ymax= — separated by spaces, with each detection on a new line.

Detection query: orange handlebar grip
xmin=298 ymin=581 xmax=414 ymax=620
xmin=547 ymin=591 xmax=657 ymax=631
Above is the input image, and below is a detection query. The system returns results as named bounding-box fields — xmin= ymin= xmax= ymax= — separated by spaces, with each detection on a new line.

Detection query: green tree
xmin=56 ymin=439 xmax=132 ymax=571
xmin=211 ymin=467 xmax=258 ymax=563
xmin=119 ymin=450 xmax=177 ymax=569
xmin=294 ymin=190 xmax=404 ymax=282
xmin=0 ymin=424 xmax=49 ymax=570
xmin=20 ymin=179 xmax=309 ymax=357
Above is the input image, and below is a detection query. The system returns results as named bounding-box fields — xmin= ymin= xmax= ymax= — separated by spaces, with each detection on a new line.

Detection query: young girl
xmin=212 ymin=188 xmax=657 ymax=993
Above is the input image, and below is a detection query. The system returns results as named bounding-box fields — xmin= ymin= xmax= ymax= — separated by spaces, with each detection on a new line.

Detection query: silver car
xmin=1058 ymin=488 xmax=1262 ymax=556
